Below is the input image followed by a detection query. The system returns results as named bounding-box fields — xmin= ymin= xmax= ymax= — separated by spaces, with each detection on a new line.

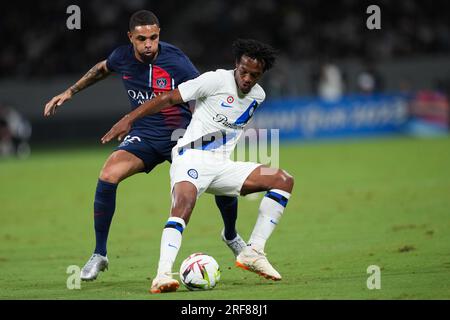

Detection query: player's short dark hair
xmin=232 ymin=39 xmax=278 ymax=72
xmin=129 ymin=10 xmax=160 ymax=31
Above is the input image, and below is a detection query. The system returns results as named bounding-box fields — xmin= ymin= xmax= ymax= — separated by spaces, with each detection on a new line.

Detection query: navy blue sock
xmin=93 ymin=179 xmax=118 ymax=256
xmin=215 ymin=196 xmax=238 ymax=240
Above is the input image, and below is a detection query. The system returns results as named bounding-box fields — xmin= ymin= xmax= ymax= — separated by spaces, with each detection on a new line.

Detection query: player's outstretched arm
xmin=101 ymin=89 xmax=184 ymax=144
xmin=43 ymin=60 xmax=110 ymax=117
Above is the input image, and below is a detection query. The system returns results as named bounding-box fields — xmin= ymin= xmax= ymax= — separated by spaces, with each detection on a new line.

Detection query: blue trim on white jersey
xmin=234 ymin=99 xmax=259 ymax=125
xmin=202 ymin=131 xmax=238 ymax=151
xmin=177 ymin=130 xmax=237 ymax=155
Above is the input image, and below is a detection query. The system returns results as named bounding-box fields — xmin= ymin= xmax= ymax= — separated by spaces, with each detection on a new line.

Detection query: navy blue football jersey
xmin=106 ymin=41 xmax=199 ymax=140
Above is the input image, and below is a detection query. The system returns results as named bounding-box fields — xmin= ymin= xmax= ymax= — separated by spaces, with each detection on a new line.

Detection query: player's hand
xmin=44 ymin=90 xmax=72 ymax=117
xmin=101 ymin=115 xmax=132 ymax=144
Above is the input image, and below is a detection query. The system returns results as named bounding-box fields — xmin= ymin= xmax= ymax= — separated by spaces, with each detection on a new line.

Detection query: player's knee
xmin=275 ymin=169 xmax=294 ymax=193
xmin=99 ymin=167 xmax=122 ymax=184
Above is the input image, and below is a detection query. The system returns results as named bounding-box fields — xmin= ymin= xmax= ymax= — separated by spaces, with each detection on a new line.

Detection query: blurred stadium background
xmin=1 ymin=0 xmax=449 ymax=299
xmin=1 ymin=0 xmax=449 ymax=146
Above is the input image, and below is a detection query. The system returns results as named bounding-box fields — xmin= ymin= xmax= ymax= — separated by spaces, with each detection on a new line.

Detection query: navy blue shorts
xmin=115 ymin=132 xmax=175 ymax=173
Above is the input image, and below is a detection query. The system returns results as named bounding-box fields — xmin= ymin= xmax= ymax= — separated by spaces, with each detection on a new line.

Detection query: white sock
xmin=157 ymin=216 xmax=186 ymax=276
xmin=248 ymin=189 xmax=291 ymax=252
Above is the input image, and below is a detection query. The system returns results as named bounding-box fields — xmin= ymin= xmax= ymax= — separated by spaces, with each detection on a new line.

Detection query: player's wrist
xmin=123 ymin=113 xmax=134 ymax=123
xmin=68 ymin=85 xmax=78 ymax=96
xmin=125 ymin=111 xmax=140 ymax=123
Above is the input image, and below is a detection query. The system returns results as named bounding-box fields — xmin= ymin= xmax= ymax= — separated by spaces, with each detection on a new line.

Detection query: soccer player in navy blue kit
xmin=44 ymin=10 xmax=246 ymax=281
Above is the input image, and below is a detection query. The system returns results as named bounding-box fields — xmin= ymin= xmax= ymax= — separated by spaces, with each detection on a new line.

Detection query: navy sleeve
xmin=177 ymin=54 xmax=200 ymax=83
xmin=106 ymin=47 xmax=122 ymax=73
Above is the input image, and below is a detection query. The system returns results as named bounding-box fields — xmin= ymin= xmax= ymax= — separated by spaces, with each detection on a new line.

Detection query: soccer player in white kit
xmin=102 ymin=39 xmax=295 ymax=294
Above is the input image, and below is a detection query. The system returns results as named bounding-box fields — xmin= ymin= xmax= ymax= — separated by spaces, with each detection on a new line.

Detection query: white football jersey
xmin=176 ymin=69 xmax=266 ymax=158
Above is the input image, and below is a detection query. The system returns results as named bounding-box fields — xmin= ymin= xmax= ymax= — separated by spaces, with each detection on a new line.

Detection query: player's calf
xmin=171 ymin=181 xmax=197 ymax=224
xmin=238 ymin=166 xmax=294 ymax=279
xmin=151 ymin=183 xmax=197 ymax=294
xmin=247 ymin=187 xmax=291 ymax=252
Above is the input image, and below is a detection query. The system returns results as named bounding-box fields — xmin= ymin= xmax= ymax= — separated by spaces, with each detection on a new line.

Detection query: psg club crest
xmin=156 ymin=77 xmax=167 ymax=88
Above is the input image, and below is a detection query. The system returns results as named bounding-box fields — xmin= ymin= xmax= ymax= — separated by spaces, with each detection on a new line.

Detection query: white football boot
xmin=150 ymin=273 xmax=180 ymax=294
xmin=235 ymin=245 xmax=282 ymax=281
xmin=221 ymin=229 xmax=247 ymax=258
xmin=80 ymin=253 xmax=109 ymax=281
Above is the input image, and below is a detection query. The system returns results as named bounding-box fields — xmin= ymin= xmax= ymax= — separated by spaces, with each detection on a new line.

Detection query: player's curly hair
xmin=129 ymin=10 xmax=160 ymax=31
xmin=232 ymin=39 xmax=278 ymax=72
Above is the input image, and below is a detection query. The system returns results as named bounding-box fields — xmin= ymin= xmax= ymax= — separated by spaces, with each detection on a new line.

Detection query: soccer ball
xmin=179 ymin=253 xmax=221 ymax=290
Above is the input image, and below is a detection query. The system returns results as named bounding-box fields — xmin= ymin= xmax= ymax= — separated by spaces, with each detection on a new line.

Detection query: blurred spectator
xmin=356 ymin=62 xmax=384 ymax=94
xmin=317 ymin=63 xmax=345 ymax=101
xmin=0 ymin=105 xmax=32 ymax=158
xmin=1 ymin=0 xmax=450 ymax=78
xmin=405 ymin=90 xmax=449 ymax=136
xmin=410 ymin=90 xmax=449 ymax=128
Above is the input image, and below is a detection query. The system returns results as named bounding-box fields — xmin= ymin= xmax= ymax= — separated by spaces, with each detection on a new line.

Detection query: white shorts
xmin=170 ymin=149 xmax=261 ymax=197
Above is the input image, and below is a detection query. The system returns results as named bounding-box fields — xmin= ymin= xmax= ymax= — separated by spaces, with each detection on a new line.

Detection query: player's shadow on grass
xmin=78 ymin=276 xmax=278 ymax=297
xmin=225 ymin=276 xmax=279 ymax=287
xmin=80 ymin=279 xmax=149 ymax=293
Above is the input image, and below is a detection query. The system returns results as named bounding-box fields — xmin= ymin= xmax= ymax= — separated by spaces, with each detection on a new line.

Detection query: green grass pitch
xmin=1 ymin=136 xmax=449 ymax=299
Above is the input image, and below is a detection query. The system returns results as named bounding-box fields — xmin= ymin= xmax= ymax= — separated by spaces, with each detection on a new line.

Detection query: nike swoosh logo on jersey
xmin=220 ymin=102 xmax=233 ymax=108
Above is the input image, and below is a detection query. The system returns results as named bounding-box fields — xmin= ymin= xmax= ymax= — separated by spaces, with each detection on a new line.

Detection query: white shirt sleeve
xmin=255 ymin=85 xmax=266 ymax=104
xmin=178 ymin=70 xmax=223 ymax=102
